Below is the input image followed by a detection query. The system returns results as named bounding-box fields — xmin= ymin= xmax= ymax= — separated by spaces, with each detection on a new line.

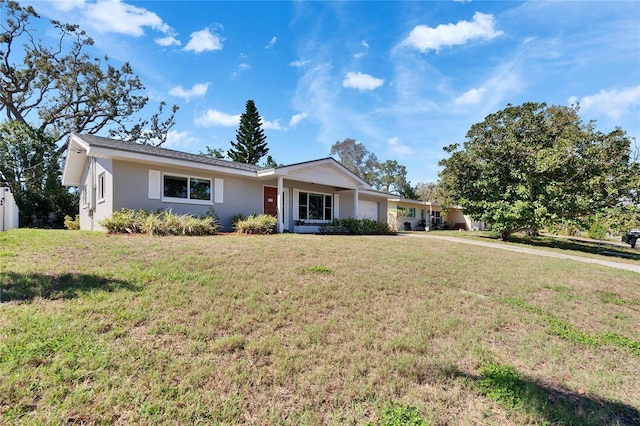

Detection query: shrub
xmin=99 ymin=209 xmax=218 ymax=236
xmin=231 ymin=213 xmax=247 ymax=230
xmin=234 ymin=214 xmax=277 ymax=234
xmin=319 ymin=218 xmax=393 ymax=235
xmin=63 ymin=214 xmax=80 ymax=230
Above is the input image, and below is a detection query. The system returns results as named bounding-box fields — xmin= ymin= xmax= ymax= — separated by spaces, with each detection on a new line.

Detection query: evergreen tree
xmin=227 ymin=100 xmax=269 ymax=165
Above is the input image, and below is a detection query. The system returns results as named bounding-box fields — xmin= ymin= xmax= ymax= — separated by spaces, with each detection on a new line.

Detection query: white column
xmin=277 ymin=176 xmax=284 ymax=233
xmin=353 ymin=188 xmax=359 ymax=219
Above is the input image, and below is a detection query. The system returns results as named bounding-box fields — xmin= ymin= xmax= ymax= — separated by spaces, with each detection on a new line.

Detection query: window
xmin=298 ymin=191 xmax=333 ymax=221
xmin=97 ymin=172 xmax=105 ymax=203
xmin=397 ymin=206 xmax=416 ymax=218
xmin=82 ymin=184 xmax=88 ymax=208
xmin=163 ymin=174 xmax=211 ymax=203
xmin=431 ymin=211 xmax=442 ymax=225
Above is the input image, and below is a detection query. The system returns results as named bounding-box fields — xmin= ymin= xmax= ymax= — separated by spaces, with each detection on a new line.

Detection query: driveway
xmin=403 ymin=234 xmax=640 ymax=275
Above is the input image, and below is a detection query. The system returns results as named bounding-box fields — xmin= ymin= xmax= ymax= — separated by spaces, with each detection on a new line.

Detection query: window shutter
xmin=333 ymin=194 xmax=340 ymax=219
xmin=292 ymin=189 xmax=299 ymax=221
xmin=148 ymin=170 xmax=161 ymax=199
xmin=214 ymin=178 xmax=224 ymax=203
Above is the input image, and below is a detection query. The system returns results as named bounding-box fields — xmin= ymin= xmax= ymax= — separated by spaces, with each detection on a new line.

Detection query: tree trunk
xmin=500 ymin=230 xmax=510 ymax=241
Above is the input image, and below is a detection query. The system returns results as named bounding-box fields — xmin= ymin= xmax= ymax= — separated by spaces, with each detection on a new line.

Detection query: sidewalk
xmin=403 ymin=234 xmax=640 ymax=274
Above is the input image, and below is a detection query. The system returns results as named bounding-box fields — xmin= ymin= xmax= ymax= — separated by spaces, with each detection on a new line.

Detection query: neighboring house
xmin=61 ymin=134 xmax=389 ymax=232
xmin=444 ymin=206 xmax=486 ymax=231
xmin=387 ymin=198 xmax=442 ymax=231
xmin=387 ymin=198 xmax=485 ymax=231
xmin=0 ymin=186 xmax=19 ymax=231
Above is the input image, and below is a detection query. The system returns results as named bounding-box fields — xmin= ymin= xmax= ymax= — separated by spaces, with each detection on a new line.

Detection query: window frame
xmin=297 ymin=190 xmax=333 ymax=222
xmin=161 ymin=172 xmax=213 ymax=205
xmin=397 ymin=206 xmax=416 ymax=218
xmin=97 ymin=172 xmax=106 ymax=204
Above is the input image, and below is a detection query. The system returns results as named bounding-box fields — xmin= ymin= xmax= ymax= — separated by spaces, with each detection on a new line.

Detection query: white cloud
xmin=290 ymin=59 xmax=310 ymax=68
xmin=232 ymin=63 xmax=251 ymax=79
xmin=168 ymin=82 xmax=210 ymax=102
xmin=185 ymin=28 xmax=223 ymax=53
xmin=343 ymin=72 xmax=384 ymax=91
xmin=52 ymin=0 xmax=85 ymax=12
xmin=266 ymin=36 xmax=277 ymax=49
xmin=261 ymin=119 xmax=284 ymax=131
xmin=454 ymin=87 xmax=487 ymax=105
xmin=354 ymin=40 xmax=369 ymax=59
xmin=156 ymin=36 xmax=181 ymax=47
xmin=289 ymin=112 xmax=309 ymax=127
xmin=403 ymin=12 xmax=504 ymax=52
xmin=83 ymin=0 xmax=173 ymax=37
xmin=387 ymin=137 xmax=414 ymax=155
xmin=164 ymin=129 xmax=200 ymax=150
xmin=568 ymin=85 xmax=640 ymax=121
xmin=194 ymin=109 xmax=240 ymax=127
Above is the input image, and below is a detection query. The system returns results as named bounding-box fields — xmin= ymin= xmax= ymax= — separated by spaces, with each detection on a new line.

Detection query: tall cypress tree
xmin=227 ymin=100 xmax=269 ymax=165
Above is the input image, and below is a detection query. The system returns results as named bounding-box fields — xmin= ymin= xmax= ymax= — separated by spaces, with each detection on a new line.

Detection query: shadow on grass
xmin=476 ymin=233 xmax=640 ymax=262
xmin=0 ymin=272 xmax=141 ymax=302
xmin=447 ymin=365 xmax=640 ymax=426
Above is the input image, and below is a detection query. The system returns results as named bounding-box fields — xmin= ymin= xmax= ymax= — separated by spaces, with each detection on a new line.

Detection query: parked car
xmin=621 ymin=229 xmax=640 ymax=248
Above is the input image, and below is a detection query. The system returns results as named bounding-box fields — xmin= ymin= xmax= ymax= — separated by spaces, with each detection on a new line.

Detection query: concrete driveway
xmin=403 ymin=234 xmax=640 ymax=275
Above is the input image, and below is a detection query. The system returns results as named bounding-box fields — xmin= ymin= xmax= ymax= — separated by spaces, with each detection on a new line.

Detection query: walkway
xmin=403 ymin=234 xmax=640 ymax=275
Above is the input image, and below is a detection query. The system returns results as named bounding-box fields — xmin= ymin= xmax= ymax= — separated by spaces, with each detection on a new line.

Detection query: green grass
xmin=431 ymin=230 xmax=640 ymax=264
xmin=1 ymin=229 xmax=639 ymax=425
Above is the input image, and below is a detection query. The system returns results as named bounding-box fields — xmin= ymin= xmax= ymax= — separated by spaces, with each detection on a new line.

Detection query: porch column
xmin=353 ymin=188 xmax=359 ymax=219
xmin=277 ymin=176 xmax=284 ymax=233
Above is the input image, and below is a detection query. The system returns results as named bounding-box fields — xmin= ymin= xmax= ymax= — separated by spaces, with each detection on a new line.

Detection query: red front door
xmin=263 ymin=186 xmax=278 ymax=217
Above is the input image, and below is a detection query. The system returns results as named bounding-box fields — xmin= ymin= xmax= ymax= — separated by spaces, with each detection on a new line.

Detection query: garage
xmin=358 ymin=200 xmax=379 ymax=220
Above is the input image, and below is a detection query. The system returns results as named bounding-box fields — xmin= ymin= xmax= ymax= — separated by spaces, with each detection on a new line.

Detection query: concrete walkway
xmin=402 ymin=233 xmax=640 ymax=275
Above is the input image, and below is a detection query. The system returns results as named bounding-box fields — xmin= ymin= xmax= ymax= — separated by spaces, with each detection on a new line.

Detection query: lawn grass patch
xmin=1 ymin=230 xmax=639 ymax=424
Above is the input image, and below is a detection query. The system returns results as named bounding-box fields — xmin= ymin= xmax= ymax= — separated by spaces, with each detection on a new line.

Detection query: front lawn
xmin=1 ymin=230 xmax=639 ymax=424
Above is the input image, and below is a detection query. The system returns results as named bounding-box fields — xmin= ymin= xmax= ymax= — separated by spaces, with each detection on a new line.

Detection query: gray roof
xmin=74 ymin=133 xmax=265 ymax=172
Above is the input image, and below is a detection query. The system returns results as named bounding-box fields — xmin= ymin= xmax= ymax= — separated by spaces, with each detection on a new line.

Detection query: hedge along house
xmin=61 ymin=134 xmax=389 ymax=233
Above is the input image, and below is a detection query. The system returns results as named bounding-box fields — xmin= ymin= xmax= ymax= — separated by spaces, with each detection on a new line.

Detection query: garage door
xmin=358 ymin=200 xmax=379 ymax=220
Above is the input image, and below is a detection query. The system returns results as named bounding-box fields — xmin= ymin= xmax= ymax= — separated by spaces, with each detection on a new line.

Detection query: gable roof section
xmin=258 ymin=157 xmax=372 ymax=189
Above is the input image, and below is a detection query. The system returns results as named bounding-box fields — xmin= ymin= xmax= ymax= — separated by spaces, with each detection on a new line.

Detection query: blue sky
xmin=24 ymin=0 xmax=640 ymax=184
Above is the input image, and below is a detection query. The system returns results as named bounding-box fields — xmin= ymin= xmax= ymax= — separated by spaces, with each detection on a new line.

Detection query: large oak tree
xmin=0 ymin=0 xmax=177 ymax=226
xmin=439 ymin=102 xmax=635 ymax=241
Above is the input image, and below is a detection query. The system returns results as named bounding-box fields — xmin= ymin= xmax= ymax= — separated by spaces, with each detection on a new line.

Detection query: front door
xmin=263 ymin=186 xmax=278 ymax=217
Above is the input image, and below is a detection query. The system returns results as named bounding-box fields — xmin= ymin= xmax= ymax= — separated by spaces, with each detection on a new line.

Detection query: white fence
xmin=1 ymin=187 xmax=19 ymax=231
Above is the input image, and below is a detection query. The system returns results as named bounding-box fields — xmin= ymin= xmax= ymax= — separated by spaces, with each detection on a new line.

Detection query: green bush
xmin=319 ymin=218 xmax=393 ymax=235
xmin=63 ymin=214 xmax=80 ymax=230
xmin=234 ymin=214 xmax=277 ymax=234
xmin=231 ymin=213 xmax=247 ymax=230
xmin=587 ymin=220 xmax=607 ymax=240
xmin=99 ymin=209 xmax=218 ymax=236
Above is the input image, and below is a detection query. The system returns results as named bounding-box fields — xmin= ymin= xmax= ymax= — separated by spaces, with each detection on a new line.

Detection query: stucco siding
xmin=111 ymin=160 xmax=265 ymax=231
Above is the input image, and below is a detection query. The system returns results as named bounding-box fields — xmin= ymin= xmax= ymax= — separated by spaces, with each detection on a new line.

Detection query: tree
xmin=262 ymin=155 xmax=279 ymax=168
xmin=439 ymin=102 xmax=633 ymax=241
xmin=330 ymin=138 xmax=380 ymax=186
xmin=227 ymin=100 xmax=269 ymax=165
xmin=378 ymin=160 xmax=408 ymax=194
xmin=0 ymin=0 xmax=178 ymax=226
xmin=415 ymin=181 xmax=451 ymax=206
xmin=200 ymin=146 xmax=226 ymax=159
xmin=0 ymin=121 xmax=77 ymax=227
xmin=397 ymin=182 xmax=418 ymax=200
xmin=0 ymin=0 xmax=177 ymax=148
